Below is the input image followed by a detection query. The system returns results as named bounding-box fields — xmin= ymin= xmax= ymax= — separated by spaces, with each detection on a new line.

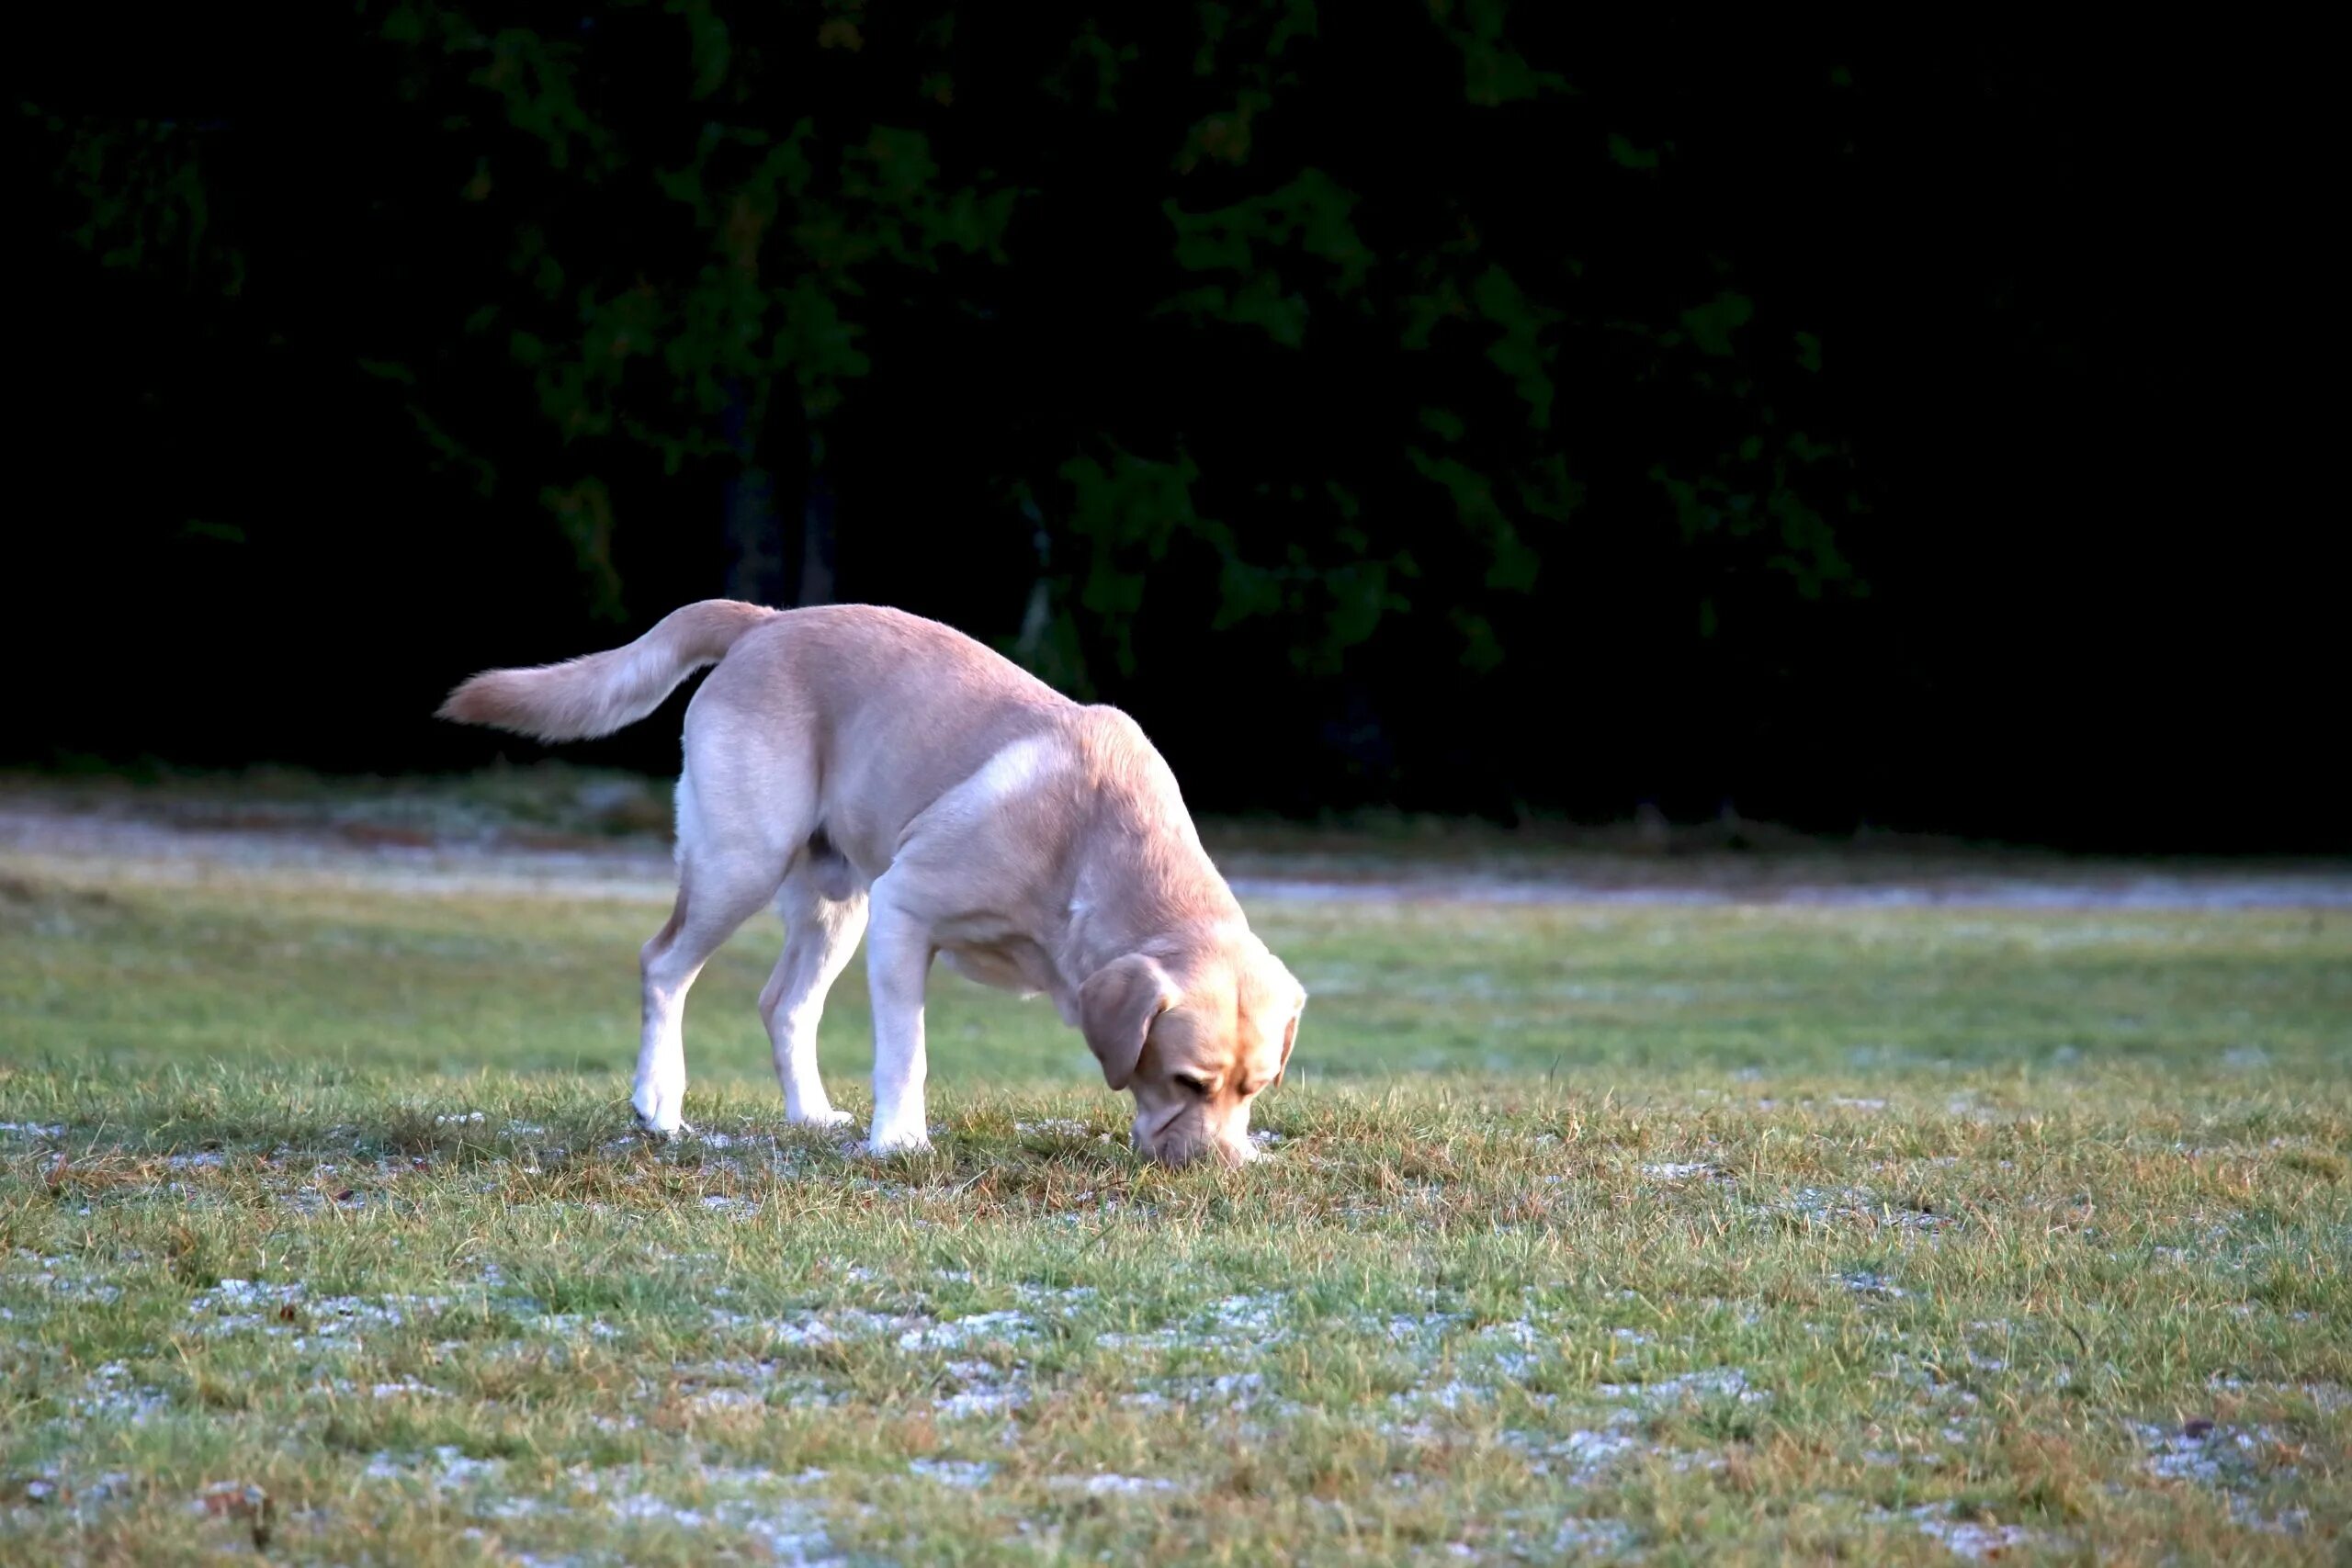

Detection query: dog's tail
xmin=435 ymin=600 xmax=778 ymax=742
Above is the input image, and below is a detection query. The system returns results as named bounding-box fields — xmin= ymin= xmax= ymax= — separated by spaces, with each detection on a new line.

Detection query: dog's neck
xmin=1054 ymin=811 xmax=1246 ymax=1007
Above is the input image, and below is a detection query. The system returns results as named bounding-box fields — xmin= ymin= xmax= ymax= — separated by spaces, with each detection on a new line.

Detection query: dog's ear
xmin=1079 ymin=954 xmax=1180 ymax=1090
xmin=1272 ymin=988 xmax=1306 ymax=1089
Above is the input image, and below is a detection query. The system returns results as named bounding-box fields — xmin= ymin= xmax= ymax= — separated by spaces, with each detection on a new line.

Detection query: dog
xmin=437 ymin=601 xmax=1305 ymax=1166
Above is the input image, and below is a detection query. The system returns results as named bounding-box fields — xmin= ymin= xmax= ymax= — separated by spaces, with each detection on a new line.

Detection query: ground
xmin=1 ymin=774 xmax=2346 ymax=1563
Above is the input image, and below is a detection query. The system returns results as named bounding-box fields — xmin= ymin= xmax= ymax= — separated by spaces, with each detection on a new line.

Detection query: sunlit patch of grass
xmin=1 ymin=858 xmax=2347 ymax=1562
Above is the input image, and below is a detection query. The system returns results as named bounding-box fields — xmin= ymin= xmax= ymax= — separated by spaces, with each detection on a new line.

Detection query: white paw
xmin=631 ymin=1084 xmax=688 ymax=1138
xmin=862 ymin=1123 xmax=933 ymax=1157
xmin=790 ymin=1108 xmax=855 ymax=1132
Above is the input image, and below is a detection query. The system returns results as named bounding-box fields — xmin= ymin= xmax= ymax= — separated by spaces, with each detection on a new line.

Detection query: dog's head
xmin=1079 ymin=931 xmax=1306 ymax=1168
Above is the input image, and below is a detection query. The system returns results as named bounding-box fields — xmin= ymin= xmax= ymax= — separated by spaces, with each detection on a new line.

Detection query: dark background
xmin=10 ymin=8 xmax=2335 ymax=852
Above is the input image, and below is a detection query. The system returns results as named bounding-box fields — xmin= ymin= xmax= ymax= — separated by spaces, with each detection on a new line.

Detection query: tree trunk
xmin=719 ymin=381 xmax=788 ymax=606
xmin=721 ymin=463 xmax=788 ymax=605
xmin=719 ymin=384 xmax=839 ymax=607
xmin=797 ymin=426 xmax=836 ymax=606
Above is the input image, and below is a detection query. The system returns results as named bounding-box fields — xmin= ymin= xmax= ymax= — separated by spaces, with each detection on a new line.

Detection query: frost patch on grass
xmin=1058 ymin=1472 xmax=1182 ymax=1495
xmin=7 ymin=1467 xmax=134 ymax=1523
xmin=1776 ymin=1187 xmax=1953 ymax=1232
xmin=687 ymin=1387 xmax=764 ymax=1412
xmin=1369 ymin=1308 xmax=1468 ymax=1344
xmin=934 ymin=1359 xmax=1028 ymax=1419
xmin=707 ymin=1291 xmax=1093 ymax=1421
xmin=2208 ymin=1375 xmax=2352 ymax=1414
xmin=605 ymin=1491 xmax=838 ymax=1562
xmin=189 ymin=1279 xmax=452 ymax=1340
xmin=1405 ymin=1380 xmax=1494 ymax=1412
xmin=0 ymin=1122 xmax=66 ymax=1139
xmin=909 ymin=1459 xmax=994 ymax=1489
xmin=935 ymin=1386 xmax=1025 ymax=1420
xmin=1907 ymin=1505 xmax=2049 ymax=1560
xmin=1479 ymin=1317 xmax=1643 ymax=1359
xmin=2133 ymin=1421 xmax=2288 ymax=1485
xmin=1595 ymin=1367 xmax=1768 ymax=1406
xmin=8 ymin=1250 xmax=123 ymax=1305
xmin=1479 ymin=1317 xmax=1545 ymax=1347
xmin=193 ymin=1278 xmax=302 ymax=1313
xmin=526 ymin=1313 xmax=625 ymax=1340
xmin=1880 ymin=1353 xmax=1991 ymax=1413
xmin=366 ymin=1446 xmax=505 ymax=1489
xmin=434 ymin=1111 xmax=486 ymax=1126
xmin=736 ymin=1506 xmax=841 ymax=1565
xmin=1100 ymin=1292 xmax=1286 ymax=1351
xmin=1203 ymin=1292 xmax=1285 ymax=1337
xmin=1503 ymin=1425 xmax=1644 ymax=1482
xmin=479 ymin=1495 xmax=560 ymax=1522
xmin=1015 ymin=1119 xmax=1092 ymax=1138
xmin=1640 ymin=1161 xmax=1717 ymax=1181
xmin=2231 ymin=1499 xmax=2311 ymax=1535
xmin=899 ymin=1289 xmax=1100 ymax=1417
xmin=1550 ymin=1516 xmax=1638 ymax=1556
xmin=610 ymin=1493 xmax=707 ymax=1527
xmin=71 ymin=1362 xmax=171 ymax=1424
xmin=188 ymin=1480 xmax=267 ymax=1518
xmin=691 ymin=1129 xmax=825 ymax=1153
xmin=2296 ymin=1381 xmax=2349 ymax=1413
xmin=1840 ymin=1269 xmax=1907 ymax=1298
xmin=660 ymin=1360 xmax=836 ymax=1412
xmin=1122 ymin=1370 xmax=1275 ymax=1413
xmin=1197 ymin=1371 xmax=1272 ymax=1402
xmin=711 ymin=1306 xmax=919 ymax=1347
xmin=899 ymin=1309 xmax=1033 ymax=1352
xmin=1012 ymin=1282 xmax=1099 ymax=1312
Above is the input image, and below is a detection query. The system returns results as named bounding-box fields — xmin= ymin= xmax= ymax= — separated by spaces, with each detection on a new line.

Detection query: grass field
xmin=2 ymin=807 xmax=2347 ymax=1563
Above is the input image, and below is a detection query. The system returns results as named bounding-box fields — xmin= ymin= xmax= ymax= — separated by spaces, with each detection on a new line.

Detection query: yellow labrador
xmin=439 ymin=602 xmax=1304 ymax=1166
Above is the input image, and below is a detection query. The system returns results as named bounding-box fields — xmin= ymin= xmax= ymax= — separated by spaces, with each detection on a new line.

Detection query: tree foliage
xmin=34 ymin=2 xmax=1859 ymax=681
xmin=23 ymin=5 xmax=1953 ymax=827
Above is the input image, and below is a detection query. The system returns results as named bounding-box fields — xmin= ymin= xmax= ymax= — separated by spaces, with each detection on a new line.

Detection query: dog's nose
xmin=1145 ymin=1136 xmax=1250 ymax=1169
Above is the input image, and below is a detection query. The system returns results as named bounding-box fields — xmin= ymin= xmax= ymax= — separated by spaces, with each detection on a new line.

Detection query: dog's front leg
xmin=863 ymin=897 xmax=934 ymax=1155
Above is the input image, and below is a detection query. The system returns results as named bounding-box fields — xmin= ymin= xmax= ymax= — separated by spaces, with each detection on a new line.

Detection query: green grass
xmin=2 ymin=852 xmax=2347 ymax=1563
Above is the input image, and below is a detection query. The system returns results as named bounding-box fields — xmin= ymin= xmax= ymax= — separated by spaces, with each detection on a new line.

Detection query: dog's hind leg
xmin=760 ymin=850 xmax=868 ymax=1128
xmin=632 ymin=779 xmax=787 ymax=1136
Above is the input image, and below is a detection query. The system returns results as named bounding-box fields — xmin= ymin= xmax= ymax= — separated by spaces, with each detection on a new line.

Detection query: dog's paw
xmin=631 ymin=1073 xmax=692 ymax=1139
xmin=632 ymin=1109 xmax=694 ymax=1141
xmin=859 ymin=1127 xmax=933 ymax=1157
xmin=790 ymin=1109 xmax=856 ymax=1132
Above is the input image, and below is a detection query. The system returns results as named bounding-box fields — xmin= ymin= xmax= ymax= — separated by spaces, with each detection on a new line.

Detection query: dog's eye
xmin=1171 ymin=1074 xmax=1211 ymax=1098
